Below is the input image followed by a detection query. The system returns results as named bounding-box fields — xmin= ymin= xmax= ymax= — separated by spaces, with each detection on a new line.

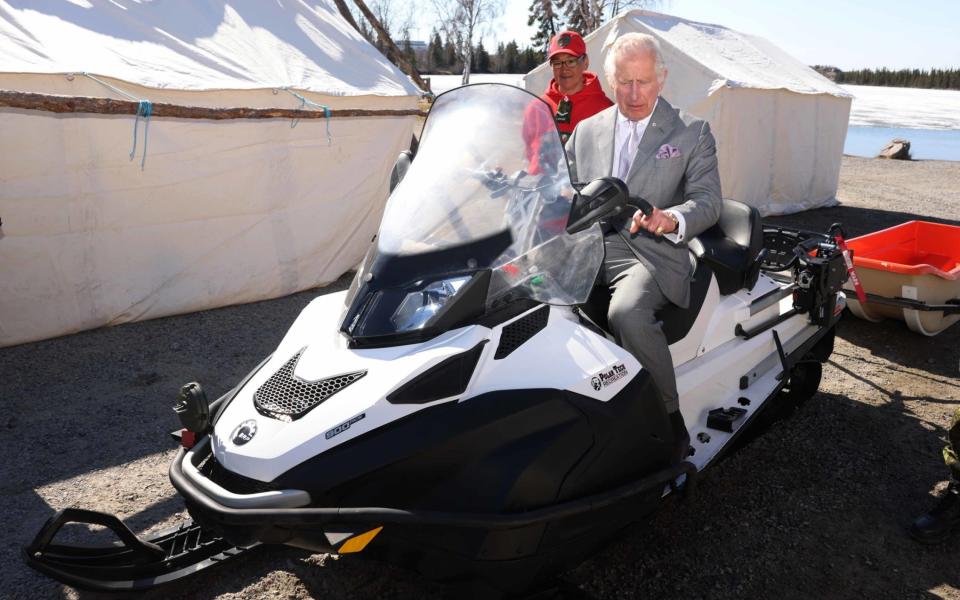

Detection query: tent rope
xmin=281 ymin=88 xmax=332 ymax=145
xmin=81 ymin=73 xmax=152 ymax=169
xmin=131 ymin=100 xmax=152 ymax=170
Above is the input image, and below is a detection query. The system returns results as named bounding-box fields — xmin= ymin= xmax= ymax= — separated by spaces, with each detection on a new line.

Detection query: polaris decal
xmin=591 ymin=363 xmax=628 ymax=390
xmin=325 ymin=412 xmax=366 ymax=440
xmin=231 ymin=419 xmax=258 ymax=445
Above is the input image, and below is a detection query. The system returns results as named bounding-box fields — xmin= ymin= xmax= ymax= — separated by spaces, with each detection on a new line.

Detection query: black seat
xmin=657 ymin=260 xmax=712 ymax=343
xmin=579 ymin=199 xmax=761 ymax=343
xmin=688 ymin=199 xmax=763 ymax=295
xmin=579 ymin=259 xmax=712 ymax=346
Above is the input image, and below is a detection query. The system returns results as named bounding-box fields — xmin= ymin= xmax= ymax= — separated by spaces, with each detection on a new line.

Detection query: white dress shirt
xmin=612 ymin=101 xmax=687 ymax=242
xmin=612 ymin=105 xmax=654 ymax=179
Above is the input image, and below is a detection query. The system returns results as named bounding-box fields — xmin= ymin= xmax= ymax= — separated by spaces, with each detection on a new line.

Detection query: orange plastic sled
xmin=844 ymin=221 xmax=960 ymax=335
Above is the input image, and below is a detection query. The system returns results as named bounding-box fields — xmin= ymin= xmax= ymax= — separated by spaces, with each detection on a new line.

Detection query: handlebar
xmin=629 ymin=195 xmax=654 ymax=217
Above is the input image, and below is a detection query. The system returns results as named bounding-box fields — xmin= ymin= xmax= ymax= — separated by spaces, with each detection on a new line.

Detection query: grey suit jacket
xmin=566 ymin=98 xmax=721 ymax=307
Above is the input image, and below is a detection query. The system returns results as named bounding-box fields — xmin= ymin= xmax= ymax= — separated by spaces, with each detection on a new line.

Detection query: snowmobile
xmin=24 ymin=84 xmax=849 ymax=597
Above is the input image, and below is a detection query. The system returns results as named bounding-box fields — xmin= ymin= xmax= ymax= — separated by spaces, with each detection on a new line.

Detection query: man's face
xmin=612 ymin=50 xmax=666 ymax=121
xmin=551 ymin=53 xmax=588 ymax=94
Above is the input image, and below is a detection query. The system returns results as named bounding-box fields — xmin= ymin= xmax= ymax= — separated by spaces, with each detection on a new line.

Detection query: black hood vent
xmin=254 ymin=348 xmax=366 ymax=421
xmin=494 ymin=306 xmax=549 ymax=359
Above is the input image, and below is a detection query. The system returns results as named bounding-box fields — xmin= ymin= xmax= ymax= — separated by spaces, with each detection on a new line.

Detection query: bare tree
xmin=369 ymin=0 xmax=416 ymax=44
xmin=431 ymin=0 xmax=504 ymax=84
xmin=351 ymin=0 xmax=428 ymax=91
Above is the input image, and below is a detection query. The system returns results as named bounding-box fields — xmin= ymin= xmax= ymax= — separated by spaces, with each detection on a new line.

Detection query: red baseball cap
xmin=548 ymin=30 xmax=586 ymax=59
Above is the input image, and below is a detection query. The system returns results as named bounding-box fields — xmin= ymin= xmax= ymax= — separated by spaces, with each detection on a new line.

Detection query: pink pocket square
xmin=655 ymin=144 xmax=681 ymax=159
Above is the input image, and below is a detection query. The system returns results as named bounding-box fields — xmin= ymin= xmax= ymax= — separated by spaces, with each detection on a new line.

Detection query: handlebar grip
xmin=629 ymin=196 xmax=654 ymax=216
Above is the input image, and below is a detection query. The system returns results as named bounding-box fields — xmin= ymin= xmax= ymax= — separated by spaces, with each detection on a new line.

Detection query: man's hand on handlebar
xmin=630 ymin=207 xmax=678 ymax=237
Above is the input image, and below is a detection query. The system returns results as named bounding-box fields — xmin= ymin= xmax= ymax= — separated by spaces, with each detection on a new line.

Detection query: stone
xmin=878 ymin=138 xmax=911 ymax=160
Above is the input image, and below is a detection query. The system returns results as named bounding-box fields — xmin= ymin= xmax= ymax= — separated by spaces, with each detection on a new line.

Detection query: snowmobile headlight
xmin=390 ymin=275 xmax=471 ymax=333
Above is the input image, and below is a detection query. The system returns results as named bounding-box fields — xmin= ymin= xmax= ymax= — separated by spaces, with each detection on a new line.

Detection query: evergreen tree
xmin=833 ymin=66 xmax=958 ymax=90
xmin=403 ymin=36 xmax=417 ymax=71
xmin=494 ymin=41 xmax=506 ymax=72
xmin=528 ymin=0 xmax=562 ymax=53
xmin=502 ymin=40 xmax=520 ymax=73
xmin=444 ymin=37 xmax=458 ymax=70
xmin=559 ymin=0 xmax=664 ymax=35
xmin=474 ymin=40 xmax=491 ymax=73
xmin=520 ymin=46 xmax=539 ymax=72
xmin=562 ymin=0 xmax=590 ymax=34
xmin=428 ymin=29 xmax=444 ymax=70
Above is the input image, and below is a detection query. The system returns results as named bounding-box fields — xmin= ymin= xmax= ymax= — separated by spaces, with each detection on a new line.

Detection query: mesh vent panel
xmin=495 ymin=306 xmax=549 ymax=359
xmin=254 ymin=348 xmax=366 ymax=420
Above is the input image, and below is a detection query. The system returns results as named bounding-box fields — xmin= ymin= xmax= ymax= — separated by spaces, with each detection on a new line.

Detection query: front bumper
xmin=170 ymin=435 xmax=696 ymax=532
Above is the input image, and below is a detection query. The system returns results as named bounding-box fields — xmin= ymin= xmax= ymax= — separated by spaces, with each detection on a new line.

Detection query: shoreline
xmin=844 ymin=126 xmax=960 ymax=161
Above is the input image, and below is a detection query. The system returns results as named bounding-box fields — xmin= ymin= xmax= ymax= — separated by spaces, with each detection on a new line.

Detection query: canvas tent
xmin=0 ymin=0 xmax=420 ymax=347
xmin=525 ymin=10 xmax=852 ymax=217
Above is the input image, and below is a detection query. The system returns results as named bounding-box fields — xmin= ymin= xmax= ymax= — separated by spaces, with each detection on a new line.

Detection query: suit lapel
xmin=627 ymin=98 xmax=677 ymax=180
xmin=595 ymin=108 xmax=617 ymax=177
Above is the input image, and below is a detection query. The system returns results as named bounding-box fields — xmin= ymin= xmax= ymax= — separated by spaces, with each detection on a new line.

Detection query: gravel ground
xmin=2 ymin=156 xmax=959 ymax=600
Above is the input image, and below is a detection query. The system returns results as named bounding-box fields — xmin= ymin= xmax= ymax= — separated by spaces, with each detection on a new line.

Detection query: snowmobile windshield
xmin=342 ymin=84 xmax=603 ymax=343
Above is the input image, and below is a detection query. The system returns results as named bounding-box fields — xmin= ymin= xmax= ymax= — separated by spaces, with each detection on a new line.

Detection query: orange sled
xmin=844 ymin=221 xmax=960 ymax=335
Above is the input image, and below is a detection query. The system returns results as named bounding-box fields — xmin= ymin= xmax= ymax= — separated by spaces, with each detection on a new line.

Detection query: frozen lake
xmin=425 ymin=76 xmax=960 ymax=160
xmin=841 ymin=85 xmax=960 ymax=160
xmin=841 ymin=84 xmax=960 ymax=130
xmin=844 ymin=127 xmax=960 ymax=161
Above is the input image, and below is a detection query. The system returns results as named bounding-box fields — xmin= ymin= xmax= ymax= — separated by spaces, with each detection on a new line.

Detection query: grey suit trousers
xmin=603 ymin=232 xmax=678 ymax=413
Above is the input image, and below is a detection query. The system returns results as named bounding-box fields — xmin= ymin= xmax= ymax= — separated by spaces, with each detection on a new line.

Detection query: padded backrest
xmin=719 ymin=199 xmax=762 ymax=255
xmin=688 ymin=200 xmax=763 ymax=295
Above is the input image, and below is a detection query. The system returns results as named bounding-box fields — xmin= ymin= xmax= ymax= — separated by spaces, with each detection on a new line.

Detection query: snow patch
xmin=425 ymin=77 xmax=960 ymax=133
xmin=426 ymin=74 xmax=524 ymax=96
xmin=843 ymin=84 xmax=960 ymax=130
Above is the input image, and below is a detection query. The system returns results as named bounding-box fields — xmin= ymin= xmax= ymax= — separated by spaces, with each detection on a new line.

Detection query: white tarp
xmin=0 ymin=0 xmax=419 ymax=347
xmin=525 ymin=10 xmax=852 ymax=217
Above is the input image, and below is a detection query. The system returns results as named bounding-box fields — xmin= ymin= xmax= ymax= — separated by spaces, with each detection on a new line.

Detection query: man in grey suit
xmin=566 ymin=32 xmax=722 ymax=414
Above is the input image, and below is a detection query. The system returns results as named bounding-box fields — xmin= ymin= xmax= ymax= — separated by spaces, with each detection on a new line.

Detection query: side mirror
xmin=565 ymin=177 xmax=628 ymax=234
xmin=389 ymin=150 xmax=414 ymax=193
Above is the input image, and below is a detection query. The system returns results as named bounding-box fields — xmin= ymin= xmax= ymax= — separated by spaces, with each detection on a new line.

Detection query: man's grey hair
xmin=604 ymin=33 xmax=667 ymax=87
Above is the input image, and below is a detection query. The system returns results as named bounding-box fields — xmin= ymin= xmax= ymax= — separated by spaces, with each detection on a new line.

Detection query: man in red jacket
xmin=541 ymin=30 xmax=613 ymax=143
xmin=523 ymin=30 xmax=613 ymax=173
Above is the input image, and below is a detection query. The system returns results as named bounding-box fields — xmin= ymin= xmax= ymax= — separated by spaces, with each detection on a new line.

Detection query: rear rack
xmin=23 ymin=507 xmax=256 ymax=592
xmin=757 ymin=223 xmax=849 ymax=328
xmin=760 ymin=224 xmax=841 ymax=273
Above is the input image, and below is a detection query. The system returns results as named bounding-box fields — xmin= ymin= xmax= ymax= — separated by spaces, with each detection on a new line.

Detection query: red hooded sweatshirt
xmin=523 ymin=71 xmax=612 ymax=174
xmin=541 ymin=71 xmax=613 ymax=143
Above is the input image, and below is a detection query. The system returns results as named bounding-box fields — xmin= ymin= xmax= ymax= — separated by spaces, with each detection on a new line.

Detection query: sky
xmin=414 ymin=0 xmax=960 ymax=71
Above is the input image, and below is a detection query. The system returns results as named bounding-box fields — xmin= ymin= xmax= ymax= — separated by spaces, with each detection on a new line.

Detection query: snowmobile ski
xmin=23 ymin=507 xmax=257 ymax=592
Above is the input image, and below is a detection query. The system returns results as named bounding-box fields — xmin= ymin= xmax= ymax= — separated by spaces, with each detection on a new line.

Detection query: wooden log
xmin=350 ymin=0 xmax=428 ymax=92
xmin=0 ymin=90 xmax=427 ymax=119
xmin=331 ymin=0 xmax=363 ymax=34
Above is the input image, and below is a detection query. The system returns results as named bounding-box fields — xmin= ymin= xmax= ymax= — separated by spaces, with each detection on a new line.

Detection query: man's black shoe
xmin=910 ymin=482 xmax=960 ymax=543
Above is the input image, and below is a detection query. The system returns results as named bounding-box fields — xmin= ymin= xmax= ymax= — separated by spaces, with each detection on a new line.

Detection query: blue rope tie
xmin=130 ymin=100 xmax=152 ymax=170
xmin=282 ymin=88 xmax=332 ymax=145
xmin=81 ymin=73 xmax=152 ymax=169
